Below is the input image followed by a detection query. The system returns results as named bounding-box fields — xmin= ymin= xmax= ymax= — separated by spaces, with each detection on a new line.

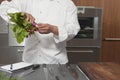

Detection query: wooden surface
xmin=78 ymin=62 xmax=120 ymax=80
xmin=72 ymin=0 xmax=104 ymax=7
xmin=0 ymin=0 xmax=3 ymax=3
xmin=100 ymin=0 xmax=120 ymax=63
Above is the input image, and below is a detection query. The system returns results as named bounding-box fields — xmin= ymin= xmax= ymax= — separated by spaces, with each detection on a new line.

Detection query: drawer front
xmin=67 ymin=47 xmax=100 ymax=64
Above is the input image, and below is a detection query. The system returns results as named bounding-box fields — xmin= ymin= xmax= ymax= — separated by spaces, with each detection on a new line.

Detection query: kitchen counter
xmin=78 ymin=62 xmax=120 ymax=80
xmin=0 ymin=62 xmax=120 ymax=80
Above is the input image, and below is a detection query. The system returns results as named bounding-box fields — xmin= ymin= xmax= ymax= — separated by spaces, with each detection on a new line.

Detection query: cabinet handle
xmin=67 ymin=50 xmax=94 ymax=53
xmin=104 ymin=38 xmax=120 ymax=41
xmin=17 ymin=49 xmax=23 ymax=53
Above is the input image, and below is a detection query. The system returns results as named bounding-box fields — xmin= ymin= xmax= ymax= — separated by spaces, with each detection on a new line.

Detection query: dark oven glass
xmin=75 ymin=16 xmax=99 ymax=40
xmin=76 ymin=17 xmax=94 ymax=39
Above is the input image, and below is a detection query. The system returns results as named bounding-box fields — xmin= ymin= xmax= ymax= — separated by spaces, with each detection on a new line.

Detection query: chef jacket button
xmin=40 ymin=11 xmax=42 ymax=14
xmin=57 ymin=1 xmax=59 ymax=3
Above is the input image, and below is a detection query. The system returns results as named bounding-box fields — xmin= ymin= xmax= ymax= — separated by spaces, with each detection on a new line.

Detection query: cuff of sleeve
xmin=53 ymin=26 xmax=68 ymax=43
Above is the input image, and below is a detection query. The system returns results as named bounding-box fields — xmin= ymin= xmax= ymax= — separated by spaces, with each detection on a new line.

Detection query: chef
xmin=0 ymin=0 xmax=80 ymax=64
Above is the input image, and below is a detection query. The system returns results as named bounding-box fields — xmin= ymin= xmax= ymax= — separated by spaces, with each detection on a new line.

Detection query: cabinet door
xmin=0 ymin=47 xmax=23 ymax=65
xmin=8 ymin=47 xmax=23 ymax=64
xmin=72 ymin=0 xmax=104 ymax=7
xmin=101 ymin=41 xmax=120 ymax=62
xmin=102 ymin=0 xmax=120 ymax=38
xmin=101 ymin=0 xmax=120 ymax=63
xmin=67 ymin=47 xmax=100 ymax=64
xmin=0 ymin=47 xmax=9 ymax=64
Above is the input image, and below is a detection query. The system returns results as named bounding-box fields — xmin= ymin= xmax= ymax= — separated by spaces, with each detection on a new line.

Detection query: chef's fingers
xmin=25 ymin=13 xmax=29 ymax=21
xmin=25 ymin=13 xmax=35 ymax=23
xmin=36 ymin=23 xmax=44 ymax=27
xmin=38 ymin=29 xmax=49 ymax=34
xmin=37 ymin=26 xmax=52 ymax=34
xmin=38 ymin=23 xmax=50 ymax=28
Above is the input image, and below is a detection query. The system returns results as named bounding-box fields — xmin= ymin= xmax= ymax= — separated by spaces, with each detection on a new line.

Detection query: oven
xmin=67 ymin=7 xmax=103 ymax=63
xmin=67 ymin=7 xmax=102 ymax=47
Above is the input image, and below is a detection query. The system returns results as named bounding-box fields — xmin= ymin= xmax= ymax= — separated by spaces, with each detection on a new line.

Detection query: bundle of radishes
xmin=8 ymin=12 xmax=37 ymax=43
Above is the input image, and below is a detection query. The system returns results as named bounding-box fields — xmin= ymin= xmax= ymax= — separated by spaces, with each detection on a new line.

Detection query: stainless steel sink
xmin=0 ymin=64 xmax=89 ymax=80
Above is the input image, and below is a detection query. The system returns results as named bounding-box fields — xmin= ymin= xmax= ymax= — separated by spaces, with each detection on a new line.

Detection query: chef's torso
xmin=21 ymin=0 xmax=68 ymax=64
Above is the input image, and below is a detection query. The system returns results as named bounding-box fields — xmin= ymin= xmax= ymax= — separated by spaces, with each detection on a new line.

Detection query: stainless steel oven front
xmin=67 ymin=7 xmax=102 ymax=47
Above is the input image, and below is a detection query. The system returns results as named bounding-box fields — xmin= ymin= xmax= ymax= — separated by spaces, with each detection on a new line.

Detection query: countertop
xmin=78 ymin=62 xmax=120 ymax=80
xmin=0 ymin=62 xmax=120 ymax=80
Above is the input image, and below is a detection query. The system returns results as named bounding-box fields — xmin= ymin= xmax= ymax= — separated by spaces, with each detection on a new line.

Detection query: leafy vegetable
xmin=0 ymin=72 xmax=19 ymax=80
xmin=8 ymin=12 xmax=37 ymax=44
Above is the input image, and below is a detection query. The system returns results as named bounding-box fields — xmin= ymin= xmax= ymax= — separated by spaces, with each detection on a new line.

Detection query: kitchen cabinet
xmin=0 ymin=34 xmax=23 ymax=64
xmin=0 ymin=8 xmax=23 ymax=64
xmin=0 ymin=47 xmax=23 ymax=64
xmin=8 ymin=47 xmax=23 ymax=63
xmin=72 ymin=0 xmax=120 ymax=63
xmin=101 ymin=0 xmax=120 ymax=63
xmin=0 ymin=17 xmax=23 ymax=64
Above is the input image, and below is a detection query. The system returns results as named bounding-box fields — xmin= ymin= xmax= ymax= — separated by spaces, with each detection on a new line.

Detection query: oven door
xmin=67 ymin=7 xmax=102 ymax=47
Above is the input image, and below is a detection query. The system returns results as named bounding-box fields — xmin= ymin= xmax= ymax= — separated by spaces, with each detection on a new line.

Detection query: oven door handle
xmin=67 ymin=50 xmax=94 ymax=53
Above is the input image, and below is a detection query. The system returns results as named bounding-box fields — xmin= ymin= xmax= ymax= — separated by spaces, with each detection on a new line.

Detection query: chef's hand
xmin=25 ymin=13 xmax=35 ymax=23
xmin=36 ymin=23 xmax=58 ymax=35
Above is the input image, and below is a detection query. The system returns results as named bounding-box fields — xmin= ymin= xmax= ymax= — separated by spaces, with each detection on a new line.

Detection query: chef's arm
xmin=50 ymin=25 xmax=58 ymax=35
xmin=53 ymin=0 xmax=80 ymax=43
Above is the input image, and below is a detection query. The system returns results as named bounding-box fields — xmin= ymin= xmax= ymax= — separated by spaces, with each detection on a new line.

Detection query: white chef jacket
xmin=0 ymin=0 xmax=80 ymax=64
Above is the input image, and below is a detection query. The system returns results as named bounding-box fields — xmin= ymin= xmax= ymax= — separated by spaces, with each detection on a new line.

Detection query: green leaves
xmin=8 ymin=12 xmax=36 ymax=44
xmin=10 ymin=24 xmax=29 ymax=43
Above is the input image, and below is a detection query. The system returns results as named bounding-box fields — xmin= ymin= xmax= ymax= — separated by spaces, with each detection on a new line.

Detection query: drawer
xmin=67 ymin=47 xmax=100 ymax=64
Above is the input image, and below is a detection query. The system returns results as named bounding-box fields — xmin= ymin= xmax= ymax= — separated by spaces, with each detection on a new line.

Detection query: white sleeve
xmin=0 ymin=0 xmax=21 ymax=22
xmin=54 ymin=0 xmax=80 ymax=43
